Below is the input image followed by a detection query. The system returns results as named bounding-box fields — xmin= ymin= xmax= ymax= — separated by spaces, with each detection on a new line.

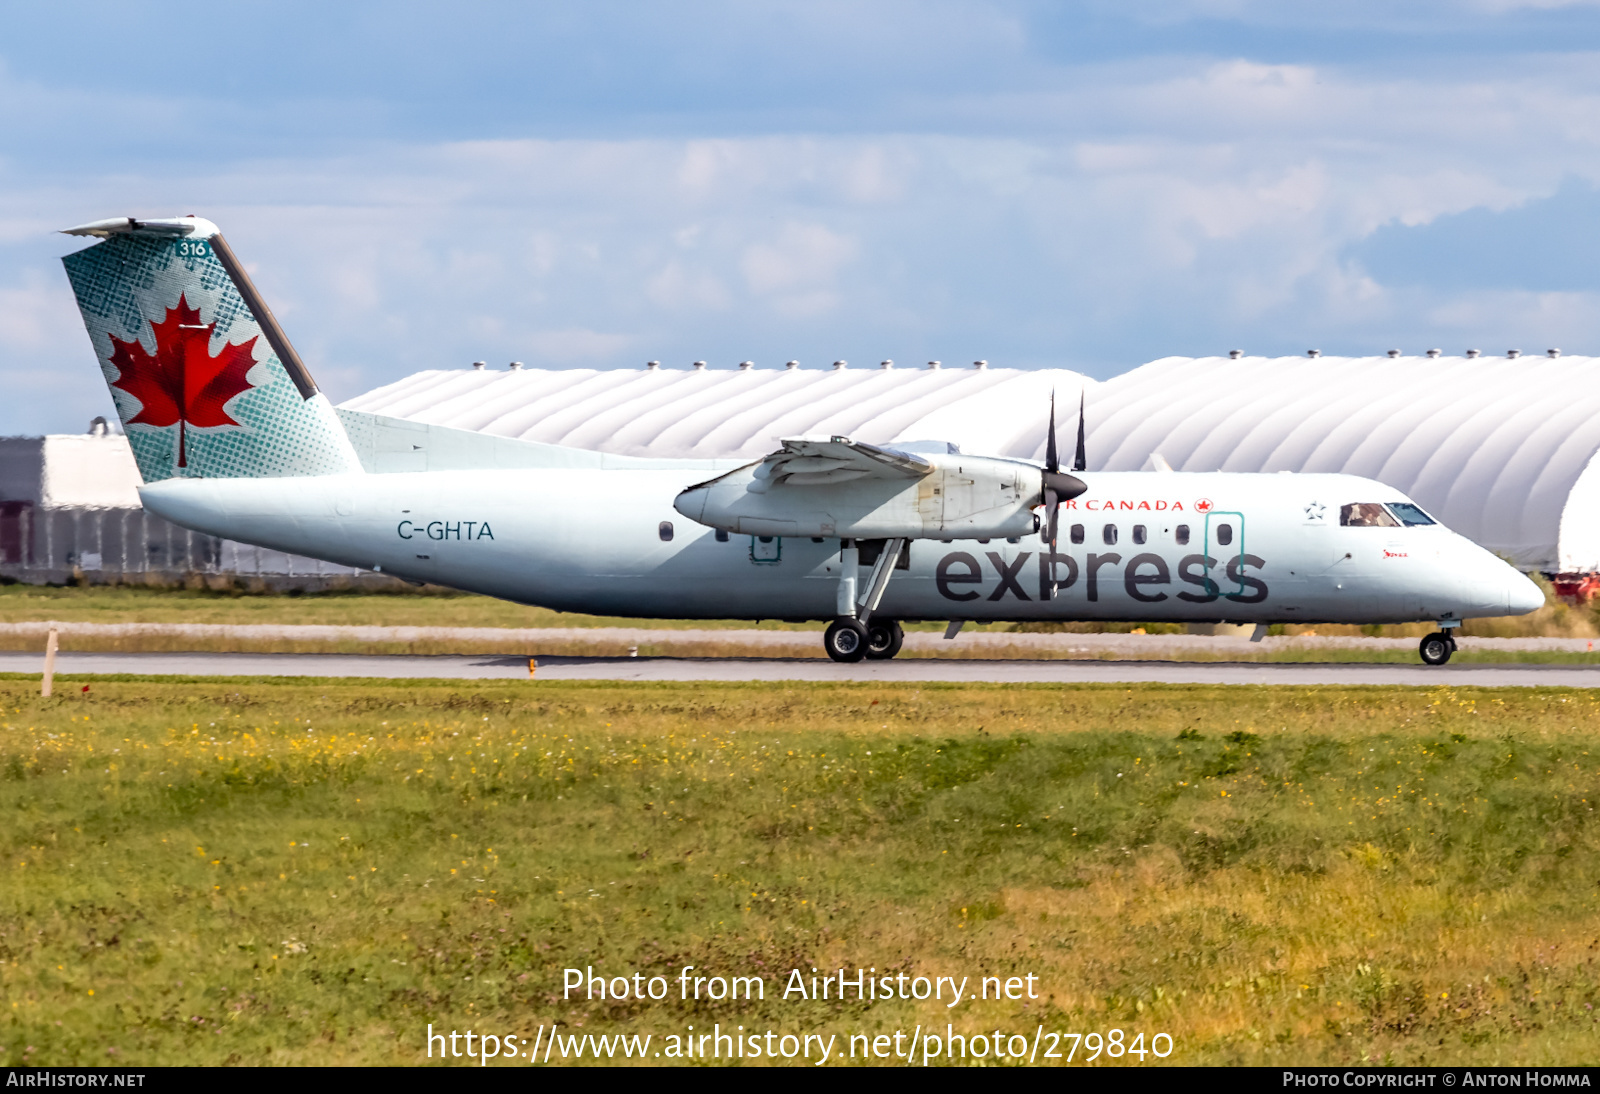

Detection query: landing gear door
xmin=1204 ymin=510 xmax=1246 ymax=597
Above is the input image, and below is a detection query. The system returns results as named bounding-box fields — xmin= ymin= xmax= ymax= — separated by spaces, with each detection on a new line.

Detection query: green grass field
xmin=2 ymin=676 xmax=1597 ymax=1066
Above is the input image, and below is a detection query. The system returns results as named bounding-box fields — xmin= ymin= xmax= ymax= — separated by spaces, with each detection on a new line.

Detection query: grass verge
xmin=0 ymin=584 xmax=828 ymax=631
xmin=4 ymin=630 xmax=1600 ymax=663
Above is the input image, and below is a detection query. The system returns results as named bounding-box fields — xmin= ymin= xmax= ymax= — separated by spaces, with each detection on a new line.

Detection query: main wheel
xmin=1419 ymin=632 xmax=1454 ymax=666
xmin=864 ymin=619 xmax=905 ymax=660
xmin=824 ymin=618 xmax=869 ymax=663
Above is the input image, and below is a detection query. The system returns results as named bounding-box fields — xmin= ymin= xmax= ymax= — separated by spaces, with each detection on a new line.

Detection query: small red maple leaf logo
xmin=1195 ymin=498 xmax=1214 ymax=513
xmin=106 ymin=295 xmax=259 ymax=468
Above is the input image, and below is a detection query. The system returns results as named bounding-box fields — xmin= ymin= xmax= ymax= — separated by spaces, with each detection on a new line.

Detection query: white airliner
xmin=58 ymin=215 xmax=1544 ymax=665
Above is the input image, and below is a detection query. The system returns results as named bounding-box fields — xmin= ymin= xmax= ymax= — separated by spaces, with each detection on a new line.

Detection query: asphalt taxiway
xmin=2 ymin=650 xmax=1598 ymax=687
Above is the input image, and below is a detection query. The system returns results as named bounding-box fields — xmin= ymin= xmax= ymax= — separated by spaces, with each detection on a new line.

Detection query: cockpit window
xmin=1341 ymin=503 xmax=1400 ymax=528
xmin=1386 ymin=502 xmax=1436 ymax=527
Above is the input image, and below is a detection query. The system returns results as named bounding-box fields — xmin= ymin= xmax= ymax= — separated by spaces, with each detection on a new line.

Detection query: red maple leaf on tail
xmin=107 ymin=295 xmax=259 ymax=468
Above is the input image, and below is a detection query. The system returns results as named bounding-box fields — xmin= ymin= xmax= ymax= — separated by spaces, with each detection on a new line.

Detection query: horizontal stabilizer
xmin=61 ymin=216 xmax=217 ymax=238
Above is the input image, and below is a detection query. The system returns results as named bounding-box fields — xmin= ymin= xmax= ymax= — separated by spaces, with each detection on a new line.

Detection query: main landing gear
xmin=824 ymin=538 xmax=908 ymax=663
xmin=1419 ymin=630 xmax=1458 ymax=666
xmin=825 ymin=617 xmax=907 ymax=662
xmin=824 ymin=618 xmax=868 ymax=661
xmin=866 ymin=618 xmax=905 ymax=660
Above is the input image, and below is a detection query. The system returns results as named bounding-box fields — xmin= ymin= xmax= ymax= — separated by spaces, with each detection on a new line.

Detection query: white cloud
xmin=740 ymin=222 xmax=858 ymax=318
xmin=0 ymin=275 xmax=75 ymax=351
xmin=1471 ymin=0 xmax=1600 ymax=10
xmin=646 ymin=261 xmax=731 ymax=312
xmin=1423 ymin=289 xmax=1600 ymax=344
xmin=525 ymin=327 xmax=637 ymax=362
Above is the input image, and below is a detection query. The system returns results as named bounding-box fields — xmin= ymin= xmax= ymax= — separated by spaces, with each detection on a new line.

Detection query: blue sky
xmin=5 ymin=1 xmax=1600 ymax=433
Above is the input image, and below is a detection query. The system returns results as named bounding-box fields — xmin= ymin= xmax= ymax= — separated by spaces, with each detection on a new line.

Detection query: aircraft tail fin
xmin=59 ymin=216 xmax=361 ymax=483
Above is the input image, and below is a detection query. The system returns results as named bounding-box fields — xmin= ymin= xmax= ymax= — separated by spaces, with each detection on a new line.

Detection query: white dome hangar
xmin=339 ymin=352 xmax=1600 ymax=581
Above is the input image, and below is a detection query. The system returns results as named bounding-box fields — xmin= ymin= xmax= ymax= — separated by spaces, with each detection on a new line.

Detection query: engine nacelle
xmin=673 ymin=445 xmax=1049 ymax=541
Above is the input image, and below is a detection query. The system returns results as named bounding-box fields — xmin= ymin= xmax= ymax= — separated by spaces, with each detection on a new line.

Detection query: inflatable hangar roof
xmin=339 ymin=354 xmax=1600 ymax=574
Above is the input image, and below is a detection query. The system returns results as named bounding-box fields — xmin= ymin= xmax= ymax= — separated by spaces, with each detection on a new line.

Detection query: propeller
xmin=1073 ymin=388 xmax=1087 ymax=473
xmin=1039 ymin=390 xmax=1089 ymax=593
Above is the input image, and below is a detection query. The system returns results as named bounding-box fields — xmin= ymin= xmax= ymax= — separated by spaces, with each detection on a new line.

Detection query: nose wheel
xmin=1419 ymin=631 xmax=1457 ymax=666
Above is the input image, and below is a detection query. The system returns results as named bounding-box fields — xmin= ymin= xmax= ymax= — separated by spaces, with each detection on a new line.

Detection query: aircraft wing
xmin=752 ymin=436 xmax=934 ymax=489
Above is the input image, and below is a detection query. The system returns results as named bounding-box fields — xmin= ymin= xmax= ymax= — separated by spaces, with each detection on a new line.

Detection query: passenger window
xmin=715 ymin=529 xmax=729 ymax=542
xmin=1340 ymin=503 xmax=1400 ymax=528
xmin=1070 ymin=524 xmax=1084 ymax=545
xmin=1175 ymin=524 xmax=1189 ymax=546
xmin=1132 ymin=525 xmax=1147 ymax=545
xmin=1387 ymin=502 xmax=1436 ymax=527
xmin=1103 ymin=524 xmax=1118 ymax=545
xmin=1216 ymin=523 xmax=1233 ymax=546
xmin=659 ymin=521 xmax=674 ymax=541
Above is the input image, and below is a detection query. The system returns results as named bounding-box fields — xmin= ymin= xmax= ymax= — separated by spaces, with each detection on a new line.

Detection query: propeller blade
xmin=1045 ymin=389 xmax=1059 ymax=473
xmin=1039 ymin=393 xmax=1086 ymax=571
xmin=1073 ymin=389 xmax=1087 ymax=472
xmin=1042 ymin=487 xmax=1060 ymax=597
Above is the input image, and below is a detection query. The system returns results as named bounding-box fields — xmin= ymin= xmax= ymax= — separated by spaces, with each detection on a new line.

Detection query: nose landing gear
xmin=1419 ymin=631 xmax=1458 ymax=666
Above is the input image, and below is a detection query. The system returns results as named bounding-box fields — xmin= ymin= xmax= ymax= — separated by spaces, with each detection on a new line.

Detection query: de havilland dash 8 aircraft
xmin=56 ymin=215 xmax=1544 ymax=665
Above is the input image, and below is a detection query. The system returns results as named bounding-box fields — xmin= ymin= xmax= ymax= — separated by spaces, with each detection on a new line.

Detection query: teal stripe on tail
xmin=60 ymin=216 xmax=361 ymax=483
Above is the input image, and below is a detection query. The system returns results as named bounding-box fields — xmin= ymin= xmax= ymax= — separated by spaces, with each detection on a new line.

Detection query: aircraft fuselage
xmin=139 ymin=468 xmax=1541 ymax=625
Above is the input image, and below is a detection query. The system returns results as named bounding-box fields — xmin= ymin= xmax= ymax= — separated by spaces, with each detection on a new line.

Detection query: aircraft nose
xmin=1507 ymin=570 xmax=1546 ymax=616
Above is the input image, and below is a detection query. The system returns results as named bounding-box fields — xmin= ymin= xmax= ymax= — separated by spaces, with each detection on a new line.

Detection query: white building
xmin=0 ymin=423 xmax=369 ymax=585
xmin=342 ymin=353 xmax=1600 ymax=582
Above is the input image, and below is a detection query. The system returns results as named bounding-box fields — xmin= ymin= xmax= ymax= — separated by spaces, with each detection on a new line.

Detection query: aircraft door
xmin=1204 ymin=511 xmax=1246 ymax=597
